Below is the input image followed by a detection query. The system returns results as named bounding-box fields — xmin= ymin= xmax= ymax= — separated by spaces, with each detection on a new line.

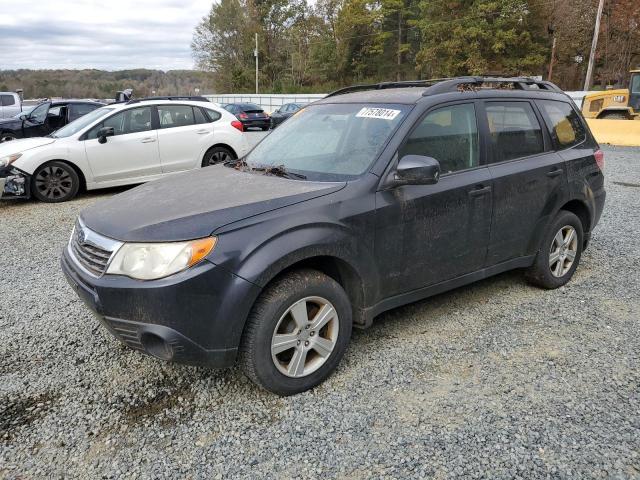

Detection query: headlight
xmin=106 ymin=237 xmax=216 ymax=280
xmin=0 ymin=153 xmax=22 ymax=168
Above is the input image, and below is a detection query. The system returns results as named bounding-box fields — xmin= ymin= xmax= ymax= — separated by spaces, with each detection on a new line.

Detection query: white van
xmin=0 ymin=93 xmax=22 ymax=119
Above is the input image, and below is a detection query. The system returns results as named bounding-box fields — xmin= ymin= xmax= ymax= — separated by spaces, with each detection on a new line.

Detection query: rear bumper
xmin=61 ymin=246 xmax=261 ymax=368
xmin=241 ymin=119 xmax=270 ymax=130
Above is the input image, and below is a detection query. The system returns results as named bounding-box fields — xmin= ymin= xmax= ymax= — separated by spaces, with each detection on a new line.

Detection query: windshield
xmin=51 ymin=107 xmax=114 ymax=138
xmin=245 ymin=103 xmax=410 ymax=181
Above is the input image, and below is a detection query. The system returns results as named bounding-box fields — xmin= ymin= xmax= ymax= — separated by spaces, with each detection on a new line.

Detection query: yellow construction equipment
xmin=581 ymin=70 xmax=640 ymax=120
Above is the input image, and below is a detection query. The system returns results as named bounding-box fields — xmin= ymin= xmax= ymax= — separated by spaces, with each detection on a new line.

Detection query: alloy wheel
xmin=208 ymin=150 xmax=231 ymax=165
xmin=549 ymin=225 xmax=578 ymax=277
xmin=35 ymin=165 xmax=73 ymax=200
xmin=271 ymin=296 xmax=339 ymax=378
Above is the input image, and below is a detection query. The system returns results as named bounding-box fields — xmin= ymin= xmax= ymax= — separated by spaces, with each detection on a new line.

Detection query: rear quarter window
xmin=537 ymin=100 xmax=586 ymax=149
xmin=1 ymin=94 xmax=16 ymax=106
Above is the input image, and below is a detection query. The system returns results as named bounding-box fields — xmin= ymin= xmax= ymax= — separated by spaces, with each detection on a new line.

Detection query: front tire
xmin=201 ymin=146 xmax=236 ymax=167
xmin=525 ymin=210 xmax=583 ymax=289
xmin=31 ymin=161 xmax=80 ymax=203
xmin=239 ymin=269 xmax=352 ymax=396
xmin=0 ymin=133 xmax=17 ymax=143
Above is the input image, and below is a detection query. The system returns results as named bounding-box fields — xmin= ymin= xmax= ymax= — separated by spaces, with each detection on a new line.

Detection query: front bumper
xmin=0 ymin=166 xmax=30 ymax=200
xmin=61 ymin=246 xmax=261 ymax=367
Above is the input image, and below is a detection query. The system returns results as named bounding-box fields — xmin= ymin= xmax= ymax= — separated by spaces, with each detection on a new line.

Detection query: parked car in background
xmin=270 ymin=103 xmax=307 ymax=128
xmin=0 ymin=99 xmax=249 ymax=202
xmin=0 ymin=100 xmax=104 ymax=143
xmin=60 ymin=77 xmax=605 ymax=395
xmin=0 ymin=92 xmax=22 ymax=120
xmin=223 ymin=103 xmax=270 ymax=131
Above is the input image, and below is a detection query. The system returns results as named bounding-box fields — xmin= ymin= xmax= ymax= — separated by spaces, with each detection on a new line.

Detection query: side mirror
xmin=393 ymin=155 xmax=441 ymax=186
xmin=97 ymin=126 xmax=115 ymax=144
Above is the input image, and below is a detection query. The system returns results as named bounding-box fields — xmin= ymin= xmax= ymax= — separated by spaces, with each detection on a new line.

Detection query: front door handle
xmin=141 ymin=137 xmax=156 ymax=143
xmin=468 ymin=185 xmax=492 ymax=197
xmin=546 ymin=168 xmax=563 ymax=178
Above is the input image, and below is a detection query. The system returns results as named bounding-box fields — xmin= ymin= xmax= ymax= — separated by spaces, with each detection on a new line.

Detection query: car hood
xmin=81 ymin=165 xmax=346 ymax=242
xmin=0 ymin=137 xmax=56 ymax=156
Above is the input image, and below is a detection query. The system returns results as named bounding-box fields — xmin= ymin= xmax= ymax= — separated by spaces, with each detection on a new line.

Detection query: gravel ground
xmin=1 ymin=146 xmax=639 ymax=479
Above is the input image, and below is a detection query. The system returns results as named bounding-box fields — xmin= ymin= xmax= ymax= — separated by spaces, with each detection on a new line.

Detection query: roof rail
xmin=125 ymin=95 xmax=210 ymax=104
xmin=423 ymin=76 xmax=563 ymax=95
xmin=325 ymin=79 xmax=453 ymax=98
xmin=325 ymin=76 xmax=563 ymax=98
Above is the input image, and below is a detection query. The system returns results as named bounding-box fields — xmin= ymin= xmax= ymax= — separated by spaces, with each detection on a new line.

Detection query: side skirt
xmin=357 ymin=255 xmax=536 ymax=329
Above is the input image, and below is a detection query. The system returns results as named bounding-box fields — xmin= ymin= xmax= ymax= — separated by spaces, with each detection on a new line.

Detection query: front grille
xmin=68 ymin=221 xmax=120 ymax=277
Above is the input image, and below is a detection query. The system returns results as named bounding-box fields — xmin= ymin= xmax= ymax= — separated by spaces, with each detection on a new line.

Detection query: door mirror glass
xmin=394 ymin=155 xmax=441 ymax=185
xmin=97 ymin=126 xmax=115 ymax=144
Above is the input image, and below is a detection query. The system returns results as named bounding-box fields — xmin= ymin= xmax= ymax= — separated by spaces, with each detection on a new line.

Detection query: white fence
xmin=206 ymin=90 xmax=587 ymax=112
xmin=204 ymin=94 xmax=326 ymax=113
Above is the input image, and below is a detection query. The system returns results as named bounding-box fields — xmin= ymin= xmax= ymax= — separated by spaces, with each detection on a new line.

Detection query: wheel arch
xmin=560 ymin=199 xmax=591 ymax=236
xmin=33 ymin=159 xmax=87 ymax=192
xmin=204 ymin=143 xmax=238 ymax=161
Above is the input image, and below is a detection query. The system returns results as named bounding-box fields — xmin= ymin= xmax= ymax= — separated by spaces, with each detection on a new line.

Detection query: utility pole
xmin=548 ymin=36 xmax=557 ymax=81
xmin=583 ymin=0 xmax=605 ymax=91
xmin=397 ymin=9 xmax=402 ymax=82
xmin=254 ymin=33 xmax=259 ymax=94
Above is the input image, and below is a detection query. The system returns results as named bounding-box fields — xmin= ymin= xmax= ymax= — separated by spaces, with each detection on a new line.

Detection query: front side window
xmin=1 ymin=94 xmax=15 ymax=106
xmin=485 ymin=102 xmax=544 ymax=163
xmin=29 ymin=103 xmax=50 ymax=123
xmin=158 ymin=105 xmax=195 ymax=128
xmin=399 ymin=103 xmax=479 ymax=175
xmin=537 ymin=100 xmax=586 ymax=149
xmin=86 ymin=106 xmax=152 ymax=139
xmin=245 ymin=103 xmax=410 ymax=180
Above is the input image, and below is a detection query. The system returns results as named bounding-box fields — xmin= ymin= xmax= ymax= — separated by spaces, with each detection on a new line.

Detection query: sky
xmin=0 ymin=0 xmax=212 ymax=71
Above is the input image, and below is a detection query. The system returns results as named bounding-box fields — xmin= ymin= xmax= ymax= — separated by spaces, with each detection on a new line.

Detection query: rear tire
xmin=201 ymin=146 xmax=236 ymax=167
xmin=31 ymin=161 xmax=80 ymax=203
xmin=239 ymin=269 xmax=352 ymax=396
xmin=525 ymin=210 xmax=583 ymax=289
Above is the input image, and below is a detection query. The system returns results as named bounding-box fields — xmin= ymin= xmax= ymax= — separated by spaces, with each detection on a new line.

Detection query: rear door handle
xmin=195 ymin=129 xmax=209 ymax=135
xmin=468 ymin=185 xmax=491 ymax=197
xmin=546 ymin=168 xmax=563 ymax=178
xmin=141 ymin=137 xmax=156 ymax=143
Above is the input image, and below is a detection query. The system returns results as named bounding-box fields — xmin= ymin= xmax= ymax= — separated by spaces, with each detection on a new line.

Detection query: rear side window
xmin=537 ymin=100 xmax=586 ymax=149
xmin=399 ymin=103 xmax=479 ymax=174
xmin=68 ymin=103 xmax=98 ymax=122
xmin=484 ymin=102 xmax=544 ymax=162
xmin=203 ymin=108 xmax=221 ymax=122
xmin=1 ymin=94 xmax=16 ymax=106
xmin=158 ymin=105 xmax=195 ymax=128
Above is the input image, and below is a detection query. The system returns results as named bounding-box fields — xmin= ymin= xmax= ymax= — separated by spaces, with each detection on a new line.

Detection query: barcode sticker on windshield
xmin=356 ymin=107 xmax=401 ymax=120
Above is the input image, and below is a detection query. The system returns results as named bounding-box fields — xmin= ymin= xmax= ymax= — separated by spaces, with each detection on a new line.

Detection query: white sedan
xmin=0 ymin=100 xmax=250 ymax=202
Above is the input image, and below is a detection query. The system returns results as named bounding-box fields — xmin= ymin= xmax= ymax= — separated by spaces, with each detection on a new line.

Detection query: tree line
xmin=191 ymin=0 xmax=640 ymax=93
xmin=0 ymin=69 xmax=215 ymax=100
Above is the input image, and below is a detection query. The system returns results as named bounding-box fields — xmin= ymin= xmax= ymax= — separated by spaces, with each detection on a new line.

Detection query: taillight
xmin=594 ymin=149 xmax=604 ymax=171
xmin=231 ymin=120 xmax=244 ymax=132
xmin=239 ymin=113 xmax=248 ymax=119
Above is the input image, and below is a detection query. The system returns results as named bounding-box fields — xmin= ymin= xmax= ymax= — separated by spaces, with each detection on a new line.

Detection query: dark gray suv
xmin=62 ymin=77 xmax=605 ymax=395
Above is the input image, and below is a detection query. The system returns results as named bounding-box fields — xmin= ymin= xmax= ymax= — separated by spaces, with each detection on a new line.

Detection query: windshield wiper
xmin=224 ymin=159 xmax=307 ymax=180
